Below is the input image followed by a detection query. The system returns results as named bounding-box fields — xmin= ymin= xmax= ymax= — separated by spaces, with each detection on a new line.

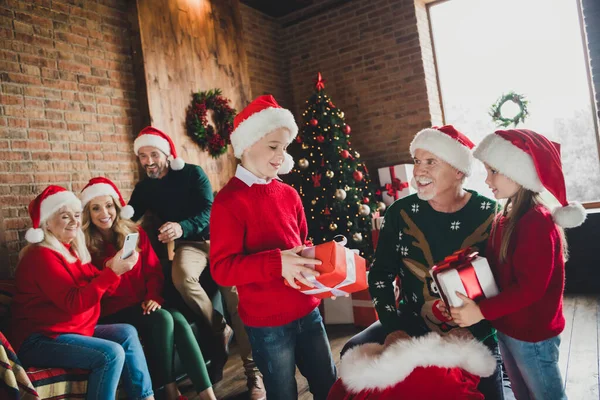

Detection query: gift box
xmin=287 ymin=240 xmax=368 ymax=299
xmin=430 ymin=248 xmax=499 ymax=308
xmin=377 ymin=164 xmax=415 ymax=206
xmin=371 ymin=211 xmax=384 ymax=250
xmin=322 ymin=296 xmax=354 ymax=324
xmin=352 ymin=283 xmax=379 ymax=328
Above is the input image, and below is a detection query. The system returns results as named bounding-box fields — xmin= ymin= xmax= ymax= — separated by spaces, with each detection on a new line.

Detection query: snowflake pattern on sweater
xmin=369 ymin=190 xmax=497 ymax=342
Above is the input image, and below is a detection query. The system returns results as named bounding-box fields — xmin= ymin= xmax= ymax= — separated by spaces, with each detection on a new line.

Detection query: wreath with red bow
xmin=185 ymin=89 xmax=236 ymax=158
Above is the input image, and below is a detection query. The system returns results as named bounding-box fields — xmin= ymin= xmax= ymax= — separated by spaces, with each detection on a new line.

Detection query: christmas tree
xmin=288 ymin=73 xmax=377 ymax=260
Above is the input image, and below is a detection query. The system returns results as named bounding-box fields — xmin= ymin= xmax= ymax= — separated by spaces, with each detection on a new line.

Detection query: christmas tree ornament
xmin=377 ymin=201 xmax=386 ymax=212
xmin=353 ymin=170 xmax=364 ymax=182
xmin=359 ymin=204 xmax=371 ymax=216
xmin=353 ymin=232 xmax=363 ymax=243
xmin=311 ymin=200 xmax=317 ymax=205
xmin=324 ymin=206 xmax=331 ymax=215
xmin=347 ymin=221 xmax=353 ymax=227
xmin=329 ymin=222 xmax=338 ymax=231
xmin=310 ymin=118 xmax=318 ymax=126
xmin=341 ymin=149 xmax=350 ymax=159
xmin=316 ymin=135 xmax=325 ymax=143
xmin=354 ymin=151 xmax=360 ymax=158
xmin=335 ymin=189 xmax=347 ymax=200
xmin=343 ymin=125 xmax=351 ymax=135
xmin=298 ymin=158 xmax=309 ymax=169
xmin=340 ymin=111 xmax=344 ymax=118
xmin=329 ymin=101 xmax=335 ymax=108
xmin=326 ymin=170 xmax=334 ymax=178
xmin=344 ymin=185 xmax=350 ymax=191
xmin=295 ymin=136 xmax=302 ymax=143
xmin=302 ymin=143 xmax=309 ymax=150
xmin=363 ymin=197 xmax=370 ymax=204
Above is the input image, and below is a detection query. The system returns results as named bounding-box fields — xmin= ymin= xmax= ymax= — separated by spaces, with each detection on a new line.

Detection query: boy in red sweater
xmin=450 ymin=129 xmax=587 ymax=400
xmin=210 ymin=95 xmax=337 ymax=399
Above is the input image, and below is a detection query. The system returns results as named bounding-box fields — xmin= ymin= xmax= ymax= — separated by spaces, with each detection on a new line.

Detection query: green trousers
xmin=100 ymin=304 xmax=211 ymax=393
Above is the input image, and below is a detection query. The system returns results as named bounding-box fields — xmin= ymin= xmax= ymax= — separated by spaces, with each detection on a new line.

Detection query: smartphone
xmin=121 ymin=233 xmax=139 ymax=259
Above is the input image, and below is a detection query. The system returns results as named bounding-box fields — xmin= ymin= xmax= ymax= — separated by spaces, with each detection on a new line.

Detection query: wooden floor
xmin=178 ymin=294 xmax=600 ymax=400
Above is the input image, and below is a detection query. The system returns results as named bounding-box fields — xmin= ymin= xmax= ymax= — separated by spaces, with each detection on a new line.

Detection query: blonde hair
xmin=19 ymin=203 xmax=91 ymax=264
xmin=82 ymin=198 xmax=139 ymax=259
xmin=492 ymin=187 xmax=568 ymax=263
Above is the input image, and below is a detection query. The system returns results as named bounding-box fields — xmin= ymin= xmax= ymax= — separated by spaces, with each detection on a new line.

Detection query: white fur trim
xmin=169 ymin=156 xmax=185 ymax=171
xmin=278 ymin=153 xmax=294 ymax=175
xmin=25 ymin=228 xmax=44 ymax=243
xmin=40 ymin=191 xmax=81 ymax=225
xmin=120 ymin=204 xmax=134 ymax=219
xmin=134 ymin=135 xmax=171 ymax=156
xmin=80 ymin=183 xmax=121 ymax=208
xmin=552 ymin=201 xmax=586 ymax=228
xmin=339 ymin=332 xmax=496 ymax=392
xmin=231 ymin=107 xmax=298 ymax=158
xmin=410 ymin=128 xmax=474 ymax=176
xmin=474 ymin=134 xmax=544 ymax=192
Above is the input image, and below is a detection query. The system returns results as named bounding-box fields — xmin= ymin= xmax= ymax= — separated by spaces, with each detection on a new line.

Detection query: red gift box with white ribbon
xmin=430 ymin=248 xmax=499 ymax=308
xmin=371 ymin=211 xmax=384 ymax=250
xmin=287 ymin=238 xmax=368 ymax=299
xmin=377 ymin=164 xmax=414 ymax=206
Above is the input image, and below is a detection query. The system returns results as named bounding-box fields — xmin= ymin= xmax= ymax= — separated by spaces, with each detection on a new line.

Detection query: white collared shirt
xmin=235 ymin=165 xmax=281 ymax=187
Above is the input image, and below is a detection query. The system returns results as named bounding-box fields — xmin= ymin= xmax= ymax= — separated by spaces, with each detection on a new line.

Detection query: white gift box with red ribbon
xmin=378 ymin=164 xmax=415 ymax=206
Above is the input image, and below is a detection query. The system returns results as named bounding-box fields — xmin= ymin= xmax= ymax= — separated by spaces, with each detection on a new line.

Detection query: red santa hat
xmin=329 ymin=333 xmax=495 ymax=400
xmin=25 ymin=185 xmax=81 ymax=244
xmin=474 ymin=129 xmax=586 ymax=228
xmin=80 ymin=177 xmax=134 ymax=220
xmin=410 ymin=125 xmax=475 ymax=176
xmin=230 ymin=95 xmax=297 ymax=174
xmin=133 ymin=126 xmax=185 ymax=171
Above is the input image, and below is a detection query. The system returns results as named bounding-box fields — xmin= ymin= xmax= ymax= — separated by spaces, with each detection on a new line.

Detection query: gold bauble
xmin=354 ymin=151 xmax=360 ymax=158
xmin=329 ymin=223 xmax=338 ymax=231
xmin=347 ymin=221 xmax=353 ymax=227
xmin=311 ymin=200 xmax=317 ymax=205
xmin=325 ymin=170 xmax=334 ymax=178
xmin=352 ymin=232 xmax=363 ymax=242
xmin=377 ymin=201 xmax=387 ymax=212
xmin=301 ymin=143 xmax=309 ymax=150
xmin=344 ymin=185 xmax=350 ymax=191
xmin=340 ymin=111 xmax=345 ymax=118
xmin=335 ymin=188 xmax=347 ymax=201
xmin=359 ymin=204 xmax=371 ymax=216
xmin=298 ymin=158 xmax=309 ymax=169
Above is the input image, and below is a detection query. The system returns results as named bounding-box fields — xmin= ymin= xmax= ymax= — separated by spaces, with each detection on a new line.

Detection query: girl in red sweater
xmin=80 ymin=177 xmax=216 ymax=400
xmin=11 ymin=185 xmax=154 ymax=400
xmin=210 ymin=95 xmax=337 ymax=399
xmin=450 ymin=129 xmax=586 ymax=400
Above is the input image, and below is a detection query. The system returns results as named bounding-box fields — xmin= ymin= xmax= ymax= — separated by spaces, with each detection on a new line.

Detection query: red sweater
xmin=210 ymin=177 xmax=320 ymax=327
xmin=10 ymin=244 xmax=120 ymax=352
xmin=92 ymin=227 xmax=164 ymax=317
xmin=479 ymin=205 xmax=565 ymax=342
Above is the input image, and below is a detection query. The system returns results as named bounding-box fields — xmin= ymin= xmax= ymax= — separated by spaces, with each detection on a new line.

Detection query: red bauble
xmin=295 ymin=136 xmax=302 ymax=143
xmin=328 ymin=101 xmax=335 ymax=108
xmin=363 ymin=197 xmax=370 ymax=204
xmin=343 ymin=125 xmax=351 ymax=134
xmin=316 ymin=135 xmax=325 ymax=143
xmin=341 ymin=150 xmax=350 ymax=158
xmin=353 ymin=170 xmax=363 ymax=182
xmin=310 ymin=118 xmax=318 ymax=126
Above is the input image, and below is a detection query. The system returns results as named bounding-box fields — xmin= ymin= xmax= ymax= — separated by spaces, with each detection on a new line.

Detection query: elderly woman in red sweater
xmin=10 ymin=185 xmax=154 ymax=400
xmin=80 ymin=177 xmax=215 ymax=400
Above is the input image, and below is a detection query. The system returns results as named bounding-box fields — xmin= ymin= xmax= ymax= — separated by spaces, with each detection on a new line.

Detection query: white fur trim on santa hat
xmin=474 ymin=134 xmax=545 ymax=193
xmin=552 ymin=201 xmax=586 ymax=228
xmin=231 ymin=107 xmax=298 ymax=158
xmin=25 ymin=228 xmax=44 ymax=243
xmin=169 ymin=156 xmax=185 ymax=171
xmin=81 ymin=183 xmax=120 ymax=208
xmin=120 ymin=204 xmax=135 ymax=219
xmin=339 ymin=332 xmax=496 ymax=392
xmin=40 ymin=191 xmax=81 ymax=225
xmin=278 ymin=153 xmax=294 ymax=175
xmin=134 ymin=134 xmax=171 ymax=156
xmin=410 ymin=128 xmax=474 ymax=176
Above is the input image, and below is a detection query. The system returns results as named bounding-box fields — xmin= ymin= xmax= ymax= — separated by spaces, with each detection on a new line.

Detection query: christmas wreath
xmin=186 ymin=89 xmax=236 ymax=158
xmin=489 ymin=91 xmax=529 ymax=128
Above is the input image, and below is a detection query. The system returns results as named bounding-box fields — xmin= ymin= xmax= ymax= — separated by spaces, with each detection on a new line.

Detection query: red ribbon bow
xmin=381 ymin=166 xmax=409 ymax=199
xmin=431 ymin=248 xmax=484 ymax=306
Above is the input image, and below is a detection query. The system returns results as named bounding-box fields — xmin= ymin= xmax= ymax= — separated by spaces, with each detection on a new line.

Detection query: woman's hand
xmin=106 ymin=249 xmax=139 ymax=276
xmin=141 ymin=299 xmax=161 ymax=315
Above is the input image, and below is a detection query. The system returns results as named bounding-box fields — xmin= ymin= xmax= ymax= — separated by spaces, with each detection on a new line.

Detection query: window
xmin=429 ymin=0 xmax=600 ymax=203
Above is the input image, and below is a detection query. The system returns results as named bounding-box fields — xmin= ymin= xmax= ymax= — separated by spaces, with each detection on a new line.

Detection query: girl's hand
xmin=281 ymin=246 xmax=322 ymax=289
xmin=141 ymin=299 xmax=161 ymax=315
xmin=436 ymin=300 xmax=452 ymax=321
xmin=450 ymin=292 xmax=484 ymax=327
xmin=106 ymin=250 xmax=139 ymax=276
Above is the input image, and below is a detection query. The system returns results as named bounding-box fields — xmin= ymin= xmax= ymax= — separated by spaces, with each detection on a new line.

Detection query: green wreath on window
xmin=489 ymin=91 xmax=529 ymax=128
xmin=185 ymin=89 xmax=236 ymax=158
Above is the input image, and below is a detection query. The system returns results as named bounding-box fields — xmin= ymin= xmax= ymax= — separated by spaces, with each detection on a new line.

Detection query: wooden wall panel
xmin=136 ymin=0 xmax=252 ymax=190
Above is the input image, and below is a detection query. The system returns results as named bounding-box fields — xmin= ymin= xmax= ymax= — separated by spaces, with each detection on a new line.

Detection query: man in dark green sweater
xmin=129 ymin=127 xmax=265 ymax=399
xmin=341 ymin=126 xmax=504 ymax=400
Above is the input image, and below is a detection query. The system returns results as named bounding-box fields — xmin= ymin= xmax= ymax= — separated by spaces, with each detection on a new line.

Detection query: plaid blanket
xmin=0 ymin=331 xmax=40 ymax=400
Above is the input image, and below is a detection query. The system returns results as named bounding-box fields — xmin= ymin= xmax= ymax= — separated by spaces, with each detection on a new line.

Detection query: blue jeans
xmin=498 ymin=332 xmax=566 ymax=400
xmin=245 ymin=308 xmax=337 ymax=400
xmin=342 ymin=319 xmax=505 ymax=400
xmin=18 ymin=324 xmax=153 ymax=400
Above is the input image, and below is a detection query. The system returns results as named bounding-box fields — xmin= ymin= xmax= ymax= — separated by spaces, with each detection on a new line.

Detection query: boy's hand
xmin=281 ymin=246 xmax=322 ymax=289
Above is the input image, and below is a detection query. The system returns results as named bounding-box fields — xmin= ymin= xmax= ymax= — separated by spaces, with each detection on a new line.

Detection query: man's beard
xmin=145 ymin=164 xmax=165 ymax=179
xmin=413 ymin=176 xmax=436 ymax=201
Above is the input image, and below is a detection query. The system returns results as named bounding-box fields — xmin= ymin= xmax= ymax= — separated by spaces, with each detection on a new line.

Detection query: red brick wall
xmin=0 ymin=0 xmax=140 ymax=274
xmin=242 ymin=0 xmax=438 ymax=172
xmin=239 ymin=3 xmax=291 ymax=108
